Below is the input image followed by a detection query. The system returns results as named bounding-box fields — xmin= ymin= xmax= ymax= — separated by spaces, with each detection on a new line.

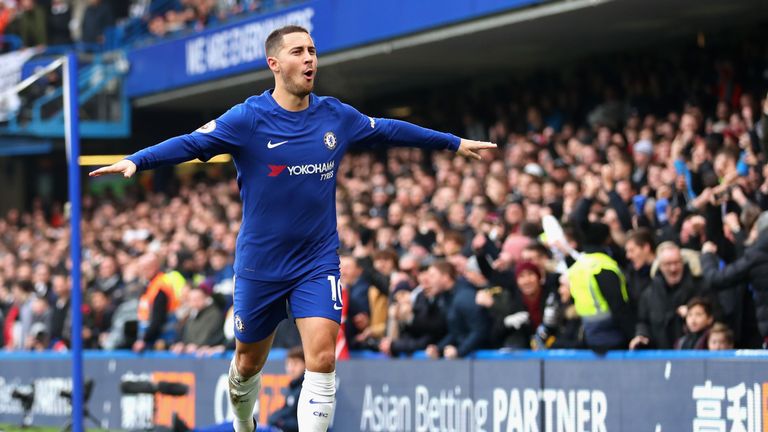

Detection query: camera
xmin=11 ymin=384 xmax=35 ymax=427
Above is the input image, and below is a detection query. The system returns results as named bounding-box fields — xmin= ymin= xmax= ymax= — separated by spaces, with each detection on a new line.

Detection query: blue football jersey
xmin=127 ymin=90 xmax=460 ymax=281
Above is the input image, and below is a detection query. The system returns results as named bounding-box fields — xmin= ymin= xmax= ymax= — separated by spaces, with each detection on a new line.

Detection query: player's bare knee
xmin=235 ymin=349 xmax=265 ymax=377
xmin=307 ymin=350 xmax=336 ymax=373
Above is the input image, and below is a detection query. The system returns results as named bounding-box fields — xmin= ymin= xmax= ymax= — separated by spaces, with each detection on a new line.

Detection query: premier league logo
xmin=196 ymin=120 xmax=216 ymax=133
xmin=323 ymin=131 xmax=337 ymax=150
xmin=235 ymin=314 xmax=244 ymax=332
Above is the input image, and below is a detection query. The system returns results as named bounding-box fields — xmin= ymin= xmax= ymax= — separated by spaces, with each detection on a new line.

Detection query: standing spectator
xmin=7 ymin=0 xmax=46 ymax=46
xmin=169 ymin=285 xmax=224 ymax=354
xmin=379 ymin=274 xmax=448 ymax=357
xmin=49 ymin=271 xmax=70 ymax=347
xmin=631 ymin=242 xmax=707 ymax=349
xmin=0 ymin=1 xmax=15 ymax=41
xmin=133 ymin=253 xmax=178 ymax=352
xmin=83 ymin=290 xmax=113 ymax=349
xmin=624 ymin=228 xmax=656 ymax=302
xmin=340 ymin=255 xmax=384 ymax=350
xmin=26 ymin=295 xmax=50 ymax=350
xmin=46 ymin=0 xmax=70 ymax=45
xmin=91 ymin=255 xmax=124 ymax=303
xmin=675 ymin=297 xmax=715 ymax=350
xmin=566 ymin=220 xmax=635 ymax=351
xmin=80 ymin=0 xmax=112 ymax=44
xmin=478 ymin=261 xmax=546 ymax=349
xmin=4 ymin=281 xmax=34 ymax=350
xmin=426 ymin=260 xmax=490 ymax=358
xmin=700 ymin=213 xmax=768 ymax=348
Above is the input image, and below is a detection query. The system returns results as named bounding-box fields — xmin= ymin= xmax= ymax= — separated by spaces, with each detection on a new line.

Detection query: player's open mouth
xmin=303 ymin=70 xmax=314 ymax=79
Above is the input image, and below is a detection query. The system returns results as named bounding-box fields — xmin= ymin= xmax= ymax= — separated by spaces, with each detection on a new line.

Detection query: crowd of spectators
xmin=1 ymin=32 xmax=768 ymax=356
xmin=0 ymin=0 xmax=303 ymax=50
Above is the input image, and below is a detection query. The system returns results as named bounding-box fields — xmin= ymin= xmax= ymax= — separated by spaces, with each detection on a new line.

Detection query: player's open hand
xmin=88 ymin=159 xmax=137 ymax=178
xmin=457 ymin=139 xmax=497 ymax=160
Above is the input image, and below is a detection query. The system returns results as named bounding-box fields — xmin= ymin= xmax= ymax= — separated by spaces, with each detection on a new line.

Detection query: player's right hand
xmin=457 ymin=139 xmax=497 ymax=160
xmin=88 ymin=159 xmax=137 ymax=178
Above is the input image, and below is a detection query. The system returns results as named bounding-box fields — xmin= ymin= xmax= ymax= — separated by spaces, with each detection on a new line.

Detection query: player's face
xmin=274 ymin=32 xmax=317 ymax=97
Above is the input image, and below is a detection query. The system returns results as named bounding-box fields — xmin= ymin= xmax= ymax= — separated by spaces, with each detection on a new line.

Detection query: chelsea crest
xmin=323 ymin=131 xmax=337 ymax=150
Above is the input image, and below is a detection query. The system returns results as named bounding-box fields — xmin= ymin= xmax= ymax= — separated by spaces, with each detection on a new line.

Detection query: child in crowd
xmin=674 ymin=297 xmax=714 ymax=350
xmin=707 ymin=323 xmax=735 ymax=351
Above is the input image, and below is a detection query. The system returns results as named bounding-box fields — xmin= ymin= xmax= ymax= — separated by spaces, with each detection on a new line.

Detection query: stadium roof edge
xmin=131 ymin=0 xmax=612 ymax=109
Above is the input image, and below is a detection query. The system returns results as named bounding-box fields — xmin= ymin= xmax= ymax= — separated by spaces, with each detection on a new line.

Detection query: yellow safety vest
xmin=568 ymin=252 xmax=628 ymax=319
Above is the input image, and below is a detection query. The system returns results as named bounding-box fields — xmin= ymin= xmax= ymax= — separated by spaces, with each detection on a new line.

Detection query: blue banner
xmin=124 ymin=0 xmax=543 ymax=97
xmin=1 ymin=351 xmax=766 ymax=431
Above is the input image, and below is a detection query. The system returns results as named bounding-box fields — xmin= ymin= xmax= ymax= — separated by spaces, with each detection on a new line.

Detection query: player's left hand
xmin=457 ymin=139 xmax=497 ymax=160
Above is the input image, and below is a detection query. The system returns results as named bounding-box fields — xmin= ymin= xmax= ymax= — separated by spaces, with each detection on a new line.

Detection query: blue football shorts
xmin=232 ymin=265 xmax=343 ymax=343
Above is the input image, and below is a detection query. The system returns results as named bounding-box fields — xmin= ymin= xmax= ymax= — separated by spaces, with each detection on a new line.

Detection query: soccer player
xmin=90 ymin=25 xmax=495 ymax=432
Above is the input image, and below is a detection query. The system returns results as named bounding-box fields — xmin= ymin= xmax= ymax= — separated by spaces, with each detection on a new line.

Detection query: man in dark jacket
xmin=267 ymin=346 xmax=305 ymax=432
xmin=624 ymin=228 xmax=656 ymax=303
xmin=379 ymin=277 xmax=448 ymax=357
xmin=701 ymin=211 xmax=768 ymax=348
xmin=170 ymin=285 xmax=225 ymax=354
xmin=426 ymin=260 xmax=490 ymax=359
xmin=630 ymin=242 xmax=707 ymax=349
xmin=80 ymin=0 xmax=113 ymax=44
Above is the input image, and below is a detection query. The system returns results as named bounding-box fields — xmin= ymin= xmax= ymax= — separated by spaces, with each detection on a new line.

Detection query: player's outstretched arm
xmin=89 ymin=159 xmax=137 ymax=178
xmin=456 ymin=139 xmax=497 ymax=160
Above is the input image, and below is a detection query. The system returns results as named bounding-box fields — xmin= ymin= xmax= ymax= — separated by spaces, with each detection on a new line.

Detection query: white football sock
xmin=297 ymin=370 xmax=336 ymax=432
xmin=228 ymin=358 xmax=262 ymax=432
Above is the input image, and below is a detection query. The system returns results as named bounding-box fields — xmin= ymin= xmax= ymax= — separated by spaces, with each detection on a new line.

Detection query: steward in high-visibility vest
xmin=567 ymin=251 xmax=635 ymax=350
xmin=134 ymin=253 xmax=179 ymax=351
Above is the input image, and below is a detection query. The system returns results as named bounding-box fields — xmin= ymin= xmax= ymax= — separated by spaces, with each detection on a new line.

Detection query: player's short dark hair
xmin=265 ymin=25 xmax=310 ymax=57
xmin=626 ymin=228 xmax=655 ymax=250
xmin=287 ymin=346 xmax=305 ymax=362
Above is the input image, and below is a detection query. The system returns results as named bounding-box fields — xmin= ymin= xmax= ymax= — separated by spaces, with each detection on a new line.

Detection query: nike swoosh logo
xmin=267 ymin=140 xmax=288 ymax=149
xmin=309 ymin=398 xmax=334 ymax=405
xmin=333 ymin=304 xmax=343 ymax=311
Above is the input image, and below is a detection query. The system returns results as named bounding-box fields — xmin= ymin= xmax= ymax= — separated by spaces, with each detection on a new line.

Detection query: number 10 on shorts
xmin=327 ymin=275 xmax=344 ymax=310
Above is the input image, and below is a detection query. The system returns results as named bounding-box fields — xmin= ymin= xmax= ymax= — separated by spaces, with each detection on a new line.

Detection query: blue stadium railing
xmin=0 ymin=48 xmax=131 ymax=139
xmin=1 ymin=349 xmax=766 ymax=361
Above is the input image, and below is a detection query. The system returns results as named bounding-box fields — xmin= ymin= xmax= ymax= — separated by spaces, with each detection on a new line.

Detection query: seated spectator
xmin=170 ymin=285 xmax=224 ymax=354
xmin=267 ymin=346 xmax=305 ymax=432
xmin=675 ymin=297 xmax=715 ymax=350
xmin=426 ymin=260 xmax=490 ymax=359
xmin=707 ymin=323 xmax=735 ymax=351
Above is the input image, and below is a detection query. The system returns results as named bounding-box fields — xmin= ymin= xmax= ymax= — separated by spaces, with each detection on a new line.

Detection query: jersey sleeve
xmin=126 ymin=104 xmax=254 ymax=171
xmin=342 ymin=103 xmax=460 ymax=152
